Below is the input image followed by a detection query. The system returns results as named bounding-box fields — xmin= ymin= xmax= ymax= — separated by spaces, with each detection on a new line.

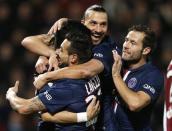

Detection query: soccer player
xmin=22 ymin=5 xmax=120 ymax=131
xmin=6 ymin=21 xmax=101 ymax=131
xmin=112 ymin=25 xmax=164 ymax=130
xmin=164 ymin=60 xmax=172 ymax=131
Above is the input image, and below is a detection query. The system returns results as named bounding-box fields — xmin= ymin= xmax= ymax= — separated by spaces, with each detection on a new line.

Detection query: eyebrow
xmin=125 ymin=37 xmax=136 ymax=43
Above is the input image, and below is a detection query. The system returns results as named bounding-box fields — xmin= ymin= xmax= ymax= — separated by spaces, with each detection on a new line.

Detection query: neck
xmin=128 ymin=58 xmax=147 ymax=70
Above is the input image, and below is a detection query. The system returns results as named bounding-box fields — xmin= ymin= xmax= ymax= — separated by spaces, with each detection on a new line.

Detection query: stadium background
xmin=0 ymin=0 xmax=172 ymax=131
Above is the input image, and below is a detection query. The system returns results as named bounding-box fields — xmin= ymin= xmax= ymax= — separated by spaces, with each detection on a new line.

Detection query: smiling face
xmin=122 ymin=31 xmax=145 ymax=63
xmin=82 ymin=10 xmax=108 ymax=45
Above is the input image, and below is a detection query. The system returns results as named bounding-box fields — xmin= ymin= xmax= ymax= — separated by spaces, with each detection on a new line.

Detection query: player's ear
xmin=70 ymin=54 xmax=78 ymax=64
xmin=142 ymin=47 xmax=151 ymax=55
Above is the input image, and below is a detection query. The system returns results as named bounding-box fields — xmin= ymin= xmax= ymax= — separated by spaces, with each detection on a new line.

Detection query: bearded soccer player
xmin=112 ymin=25 xmax=164 ymax=131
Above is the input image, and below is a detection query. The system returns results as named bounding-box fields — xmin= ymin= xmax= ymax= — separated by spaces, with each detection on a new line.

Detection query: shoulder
xmin=146 ymin=63 xmax=164 ymax=78
xmin=141 ymin=63 xmax=164 ymax=86
xmin=53 ymin=78 xmax=87 ymax=87
xmin=93 ymin=36 xmax=121 ymax=54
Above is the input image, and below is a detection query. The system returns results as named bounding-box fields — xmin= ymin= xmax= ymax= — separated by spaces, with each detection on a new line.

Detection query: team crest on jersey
xmin=128 ymin=77 xmax=137 ymax=89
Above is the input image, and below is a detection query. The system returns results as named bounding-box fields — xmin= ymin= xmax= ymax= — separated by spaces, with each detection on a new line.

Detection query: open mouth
xmin=92 ymin=32 xmax=103 ymax=38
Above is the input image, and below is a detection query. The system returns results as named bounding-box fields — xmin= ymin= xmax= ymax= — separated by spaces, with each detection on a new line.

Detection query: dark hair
xmin=55 ymin=20 xmax=93 ymax=64
xmin=82 ymin=4 xmax=107 ymax=20
xmin=128 ymin=25 xmax=156 ymax=55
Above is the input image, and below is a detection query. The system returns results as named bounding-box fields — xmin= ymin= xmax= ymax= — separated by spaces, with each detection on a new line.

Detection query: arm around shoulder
xmin=36 ymin=58 xmax=104 ymax=83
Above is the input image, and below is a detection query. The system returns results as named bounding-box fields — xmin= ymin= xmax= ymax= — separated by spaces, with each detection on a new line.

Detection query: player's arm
xmin=112 ymin=51 xmax=151 ymax=112
xmin=21 ymin=34 xmax=56 ymax=57
xmin=22 ymin=18 xmax=69 ymax=58
xmin=6 ymin=81 xmax=46 ymax=114
xmin=35 ymin=18 xmax=69 ymax=73
xmin=41 ymin=96 xmax=100 ymax=123
xmin=22 ymin=34 xmax=59 ymax=71
xmin=48 ymin=18 xmax=68 ymax=34
xmin=34 ymin=59 xmax=104 ymax=89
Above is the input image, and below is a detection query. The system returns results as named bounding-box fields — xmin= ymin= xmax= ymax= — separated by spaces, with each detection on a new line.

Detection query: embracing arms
xmin=6 ymin=81 xmax=100 ymax=123
xmin=34 ymin=59 xmax=104 ymax=89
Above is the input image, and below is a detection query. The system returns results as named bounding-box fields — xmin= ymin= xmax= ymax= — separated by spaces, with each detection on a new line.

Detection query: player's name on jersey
xmin=85 ymin=76 xmax=100 ymax=95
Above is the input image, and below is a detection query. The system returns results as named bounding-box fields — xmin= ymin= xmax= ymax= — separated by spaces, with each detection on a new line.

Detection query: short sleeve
xmin=38 ymin=86 xmax=72 ymax=114
xmin=139 ymin=71 xmax=164 ymax=102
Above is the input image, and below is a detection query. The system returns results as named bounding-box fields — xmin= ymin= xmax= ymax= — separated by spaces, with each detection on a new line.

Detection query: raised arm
xmin=6 ymin=81 xmax=46 ymax=114
xmin=22 ymin=34 xmax=59 ymax=71
xmin=22 ymin=34 xmax=56 ymax=57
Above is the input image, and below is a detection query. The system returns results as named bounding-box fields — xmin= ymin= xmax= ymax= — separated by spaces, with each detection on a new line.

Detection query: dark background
xmin=0 ymin=0 xmax=171 ymax=131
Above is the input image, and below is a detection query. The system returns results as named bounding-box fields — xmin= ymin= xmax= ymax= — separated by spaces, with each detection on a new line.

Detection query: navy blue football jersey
xmin=116 ymin=63 xmax=164 ymax=130
xmin=38 ymin=75 xmax=101 ymax=131
xmin=92 ymin=36 xmax=121 ymax=131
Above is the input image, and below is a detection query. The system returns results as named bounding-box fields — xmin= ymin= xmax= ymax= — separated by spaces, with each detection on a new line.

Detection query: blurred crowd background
xmin=0 ymin=0 xmax=172 ymax=131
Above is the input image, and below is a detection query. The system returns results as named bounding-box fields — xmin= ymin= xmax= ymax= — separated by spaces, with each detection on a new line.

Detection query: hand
xmin=112 ymin=50 xmax=122 ymax=77
xmin=41 ymin=112 xmax=52 ymax=121
xmin=33 ymin=74 xmax=47 ymax=90
xmin=86 ymin=96 xmax=100 ymax=120
xmin=48 ymin=18 xmax=68 ymax=34
xmin=6 ymin=81 xmax=20 ymax=100
xmin=48 ymin=54 xmax=59 ymax=71
xmin=35 ymin=56 xmax=49 ymax=74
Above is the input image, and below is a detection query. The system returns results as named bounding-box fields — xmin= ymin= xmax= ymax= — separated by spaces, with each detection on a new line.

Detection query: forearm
xmin=113 ymin=75 xmax=145 ymax=111
xmin=41 ymin=96 xmax=99 ymax=123
xmin=41 ymin=111 xmax=77 ymax=123
xmin=22 ymin=34 xmax=56 ymax=57
xmin=43 ymin=67 xmax=87 ymax=81
xmin=8 ymin=94 xmax=45 ymax=114
xmin=42 ymin=59 xmax=104 ymax=81
xmin=8 ymin=94 xmax=30 ymax=114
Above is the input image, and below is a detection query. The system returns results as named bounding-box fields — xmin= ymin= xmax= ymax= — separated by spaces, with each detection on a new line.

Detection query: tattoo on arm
xmin=27 ymin=96 xmax=46 ymax=113
xmin=42 ymin=34 xmax=55 ymax=47
xmin=9 ymin=95 xmax=46 ymax=114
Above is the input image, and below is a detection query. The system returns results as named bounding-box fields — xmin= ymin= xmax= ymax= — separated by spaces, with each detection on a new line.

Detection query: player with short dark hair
xmin=6 ymin=20 xmax=101 ymax=131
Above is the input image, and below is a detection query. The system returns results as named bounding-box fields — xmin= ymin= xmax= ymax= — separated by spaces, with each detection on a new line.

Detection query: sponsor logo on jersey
xmin=143 ymin=84 xmax=155 ymax=94
xmin=128 ymin=77 xmax=137 ymax=89
xmin=94 ymin=53 xmax=103 ymax=58
xmin=44 ymin=91 xmax=52 ymax=100
xmin=48 ymin=82 xmax=53 ymax=87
